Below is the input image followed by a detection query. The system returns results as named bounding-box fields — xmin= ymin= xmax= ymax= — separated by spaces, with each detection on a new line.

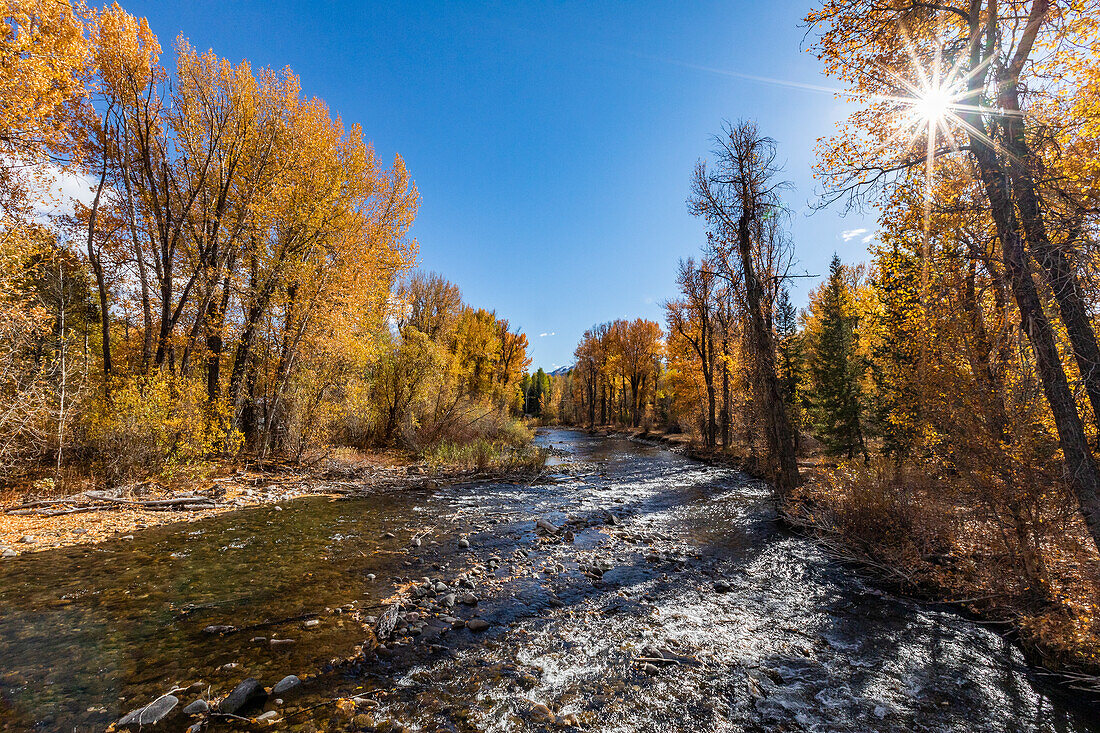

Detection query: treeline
xmin=554 ymin=319 xmax=663 ymax=429
xmin=0 ymin=1 xmax=531 ymax=486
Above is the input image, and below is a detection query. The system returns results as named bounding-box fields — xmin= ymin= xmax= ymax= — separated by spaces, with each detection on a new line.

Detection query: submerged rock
xmin=118 ymin=693 xmax=178 ymax=728
xmin=182 ymin=699 xmax=209 ymax=716
xmin=272 ymin=674 xmax=301 ymax=695
xmin=218 ymin=678 xmax=266 ymax=714
xmin=203 ymin=624 xmax=235 ymax=635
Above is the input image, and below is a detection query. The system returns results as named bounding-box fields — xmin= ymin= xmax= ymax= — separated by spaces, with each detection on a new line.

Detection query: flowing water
xmin=0 ymin=429 xmax=1096 ymax=732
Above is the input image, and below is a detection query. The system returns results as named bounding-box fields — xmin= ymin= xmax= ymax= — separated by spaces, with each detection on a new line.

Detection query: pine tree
xmin=869 ymin=240 xmax=923 ymax=461
xmin=809 ymin=255 xmax=867 ymax=459
xmin=775 ymin=287 xmax=803 ymax=421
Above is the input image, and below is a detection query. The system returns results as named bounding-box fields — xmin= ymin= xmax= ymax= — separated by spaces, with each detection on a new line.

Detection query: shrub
xmin=84 ymin=371 xmax=241 ymax=486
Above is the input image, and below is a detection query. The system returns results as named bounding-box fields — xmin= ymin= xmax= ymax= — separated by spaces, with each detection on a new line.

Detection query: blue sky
xmin=124 ymin=0 xmax=877 ymax=371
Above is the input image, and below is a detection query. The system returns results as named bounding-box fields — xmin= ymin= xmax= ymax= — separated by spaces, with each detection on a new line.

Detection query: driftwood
xmin=5 ymin=491 xmax=216 ymax=517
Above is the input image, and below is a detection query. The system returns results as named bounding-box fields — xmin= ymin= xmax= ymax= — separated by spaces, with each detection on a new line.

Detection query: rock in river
xmin=118 ymin=693 xmax=179 ymax=728
xmin=466 ymin=618 xmax=490 ymax=632
xmin=272 ymin=674 xmax=301 ymax=695
xmin=203 ymin=624 xmax=236 ymax=635
xmin=535 ymin=519 xmax=560 ymax=535
xmin=1 ymin=548 xmax=16 ymax=558
xmin=219 ymin=678 xmax=266 ymax=714
xmin=182 ymin=699 xmax=209 ymax=716
xmin=376 ymin=603 xmax=400 ymax=639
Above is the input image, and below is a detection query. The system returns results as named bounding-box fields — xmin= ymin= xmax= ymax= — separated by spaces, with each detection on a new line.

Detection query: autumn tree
xmin=807 ymin=0 xmax=1100 ymax=551
xmin=690 ymin=121 xmax=800 ymax=493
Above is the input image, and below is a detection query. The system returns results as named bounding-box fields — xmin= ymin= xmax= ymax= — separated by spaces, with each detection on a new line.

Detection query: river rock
xmin=713 ymin=580 xmax=732 ymax=593
xmin=302 ymin=618 xmax=320 ymax=628
xmin=118 ymin=693 xmax=178 ymax=728
xmin=270 ymin=638 xmax=296 ymax=649
xmin=272 ymin=674 xmax=301 ymax=695
xmin=458 ymin=538 xmax=470 ymax=548
xmin=1 ymin=548 xmax=16 ymax=558
xmin=535 ymin=519 xmax=560 ymax=535
xmin=457 ymin=593 xmax=478 ymax=605
xmin=382 ymin=532 xmax=396 ymax=539
xmin=182 ymin=699 xmax=209 ymax=715
xmin=376 ymin=603 xmax=400 ymax=639
xmin=219 ymin=678 xmax=266 ymax=714
xmin=203 ymin=624 xmax=235 ymax=635
xmin=18 ymin=536 xmax=34 ymax=544
xmin=411 ymin=537 xmax=422 ymax=547
xmin=440 ymin=593 xmax=456 ymax=608
xmin=466 ymin=618 xmax=490 ymax=632
xmin=255 ymin=710 xmax=279 ymax=725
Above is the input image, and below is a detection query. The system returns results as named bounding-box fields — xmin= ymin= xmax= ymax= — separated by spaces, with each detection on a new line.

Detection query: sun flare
xmin=914 ymin=85 xmax=952 ymax=123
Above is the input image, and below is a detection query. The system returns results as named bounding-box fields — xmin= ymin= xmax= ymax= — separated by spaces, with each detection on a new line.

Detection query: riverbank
xmin=0 ymin=450 xmax=546 ymax=556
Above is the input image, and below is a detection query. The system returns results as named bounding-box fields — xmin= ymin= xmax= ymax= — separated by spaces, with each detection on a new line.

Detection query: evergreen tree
xmin=869 ymin=240 xmax=924 ymax=461
xmin=809 ymin=255 xmax=867 ymax=459
xmin=775 ymin=287 xmax=803 ymax=426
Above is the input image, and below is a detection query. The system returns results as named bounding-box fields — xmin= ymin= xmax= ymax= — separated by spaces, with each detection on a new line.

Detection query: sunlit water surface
xmin=0 ymin=430 xmax=1096 ymax=731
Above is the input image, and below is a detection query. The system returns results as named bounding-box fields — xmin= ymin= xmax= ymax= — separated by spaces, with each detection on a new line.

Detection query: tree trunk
xmin=737 ymin=212 xmax=800 ymax=495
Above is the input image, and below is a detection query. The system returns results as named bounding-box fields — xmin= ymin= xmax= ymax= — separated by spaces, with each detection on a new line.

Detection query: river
xmin=0 ymin=429 xmax=1095 ymax=732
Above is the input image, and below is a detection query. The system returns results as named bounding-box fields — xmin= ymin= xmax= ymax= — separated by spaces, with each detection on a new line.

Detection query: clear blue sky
xmin=125 ymin=0 xmax=876 ymax=371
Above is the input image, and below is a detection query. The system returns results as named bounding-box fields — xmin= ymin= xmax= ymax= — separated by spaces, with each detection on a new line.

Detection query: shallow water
xmin=0 ymin=429 xmax=1096 ymax=731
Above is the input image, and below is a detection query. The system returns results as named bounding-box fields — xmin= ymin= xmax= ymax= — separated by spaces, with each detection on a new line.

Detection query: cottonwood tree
xmin=808 ymin=0 xmax=1100 ymax=551
xmin=689 ymin=121 xmax=801 ymax=494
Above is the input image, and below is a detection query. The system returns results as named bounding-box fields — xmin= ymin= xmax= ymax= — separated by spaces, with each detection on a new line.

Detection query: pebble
xmin=270 ymin=638 xmax=296 ymax=648
xmin=366 ymin=573 xmax=376 ymax=581
xmin=458 ymin=538 xmax=470 ymax=548
xmin=302 ymin=619 xmax=320 ymax=629
xmin=466 ymin=619 xmax=490 ymax=632
xmin=18 ymin=536 xmax=34 ymax=544
xmin=1 ymin=548 xmax=16 ymax=558
xmin=714 ymin=580 xmax=732 ymax=593
xmin=411 ymin=537 xmax=422 ymax=547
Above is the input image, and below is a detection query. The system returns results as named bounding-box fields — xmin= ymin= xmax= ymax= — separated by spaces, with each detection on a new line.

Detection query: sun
xmin=913 ymin=85 xmax=952 ymax=123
